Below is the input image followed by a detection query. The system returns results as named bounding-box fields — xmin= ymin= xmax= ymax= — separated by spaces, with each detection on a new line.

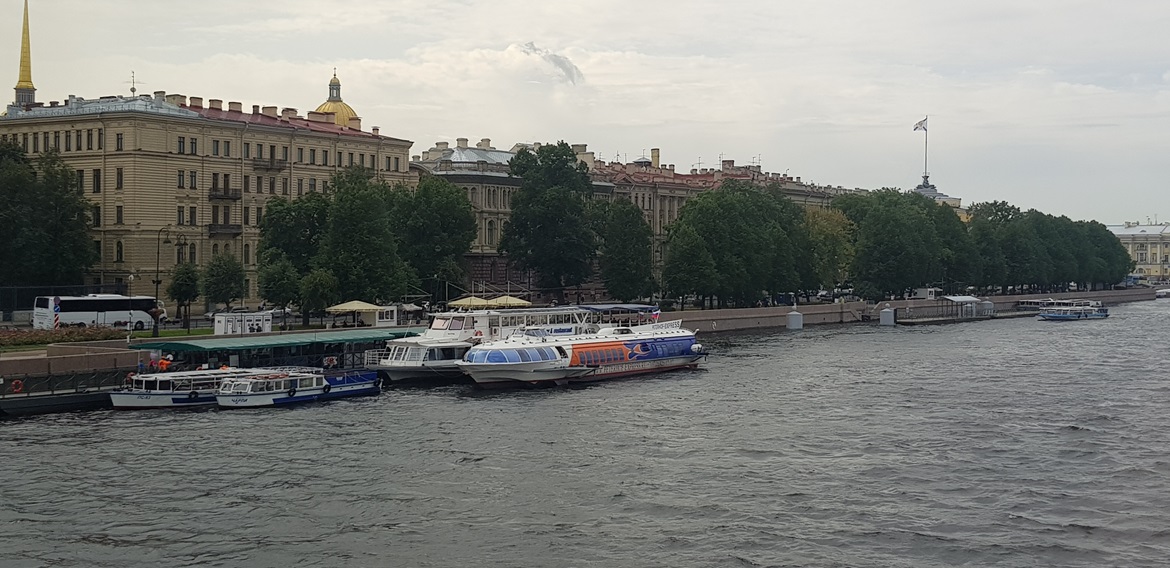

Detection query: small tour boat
xmin=456 ymin=320 xmax=705 ymax=388
xmin=110 ymin=368 xmax=278 ymax=409
xmin=1157 ymin=289 xmax=1170 ymax=299
xmin=215 ymin=367 xmax=379 ymax=408
xmin=1037 ymin=306 xmax=1109 ymax=321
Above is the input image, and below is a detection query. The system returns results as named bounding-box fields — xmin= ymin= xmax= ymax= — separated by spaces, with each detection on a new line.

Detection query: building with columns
xmin=1107 ymin=222 xmax=1170 ymax=282
xmin=1 ymin=1 xmax=414 ymax=310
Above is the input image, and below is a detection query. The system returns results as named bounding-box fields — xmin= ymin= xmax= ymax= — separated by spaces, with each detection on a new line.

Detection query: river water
xmin=4 ymin=301 xmax=1170 ymax=567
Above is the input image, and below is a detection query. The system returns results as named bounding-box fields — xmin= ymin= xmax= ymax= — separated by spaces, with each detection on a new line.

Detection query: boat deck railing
xmin=1 ymin=370 xmax=130 ymax=399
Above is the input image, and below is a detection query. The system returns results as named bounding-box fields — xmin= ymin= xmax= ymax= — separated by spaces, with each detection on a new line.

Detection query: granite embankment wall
xmin=674 ymin=288 xmax=1156 ymax=334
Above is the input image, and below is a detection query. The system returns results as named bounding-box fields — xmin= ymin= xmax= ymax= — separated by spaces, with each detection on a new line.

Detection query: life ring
xmin=322 ymin=383 xmax=332 ymax=394
xmin=188 ymin=391 xmax=199 ymax=400
xmin=286 ymin=387 xmax=297 ymax=398
xmin=474 ymin=330 xmax=483 ymax=337
xmin=10 ymin=379 xmax=24 ymax=394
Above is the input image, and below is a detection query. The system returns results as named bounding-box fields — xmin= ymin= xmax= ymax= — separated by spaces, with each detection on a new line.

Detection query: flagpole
xmin=923 ymin=115 xmax=929 ymax=178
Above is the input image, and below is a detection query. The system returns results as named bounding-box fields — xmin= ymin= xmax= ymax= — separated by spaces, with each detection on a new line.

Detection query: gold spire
xmin=15 ymin=0 xmax=34 ymax=91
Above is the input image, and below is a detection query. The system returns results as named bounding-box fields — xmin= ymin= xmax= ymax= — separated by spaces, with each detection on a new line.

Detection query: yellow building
xmin=1107 ymin=222 xmax=1170 ymax=282
xmin=1 ymin=2 xmax=414 ymax=311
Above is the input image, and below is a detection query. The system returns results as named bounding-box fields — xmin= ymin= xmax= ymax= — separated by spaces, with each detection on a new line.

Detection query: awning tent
xmin=326 ymin=300 xmax=383 ymax=314
xmin=400 ymin=303 xmax=424 ymax=312
xmin=448 ymin=296 xmax=491 ymax=308
xmin=489 ymin=295 xmax=531 ymax=307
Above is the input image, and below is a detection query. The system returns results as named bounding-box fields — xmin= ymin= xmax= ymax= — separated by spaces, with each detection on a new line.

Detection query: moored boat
xmin=1037 ymin=306 xmax=1109 ymax=320
xmin=456 ymin=320 xmax=704 ymax=388
xmin=215 ymin=367 xmax=379 ymax=408
xmin=364 ymin=304 xmax=660 ymax=384
xmin=110 ymin=368 xmax=276 ymax=409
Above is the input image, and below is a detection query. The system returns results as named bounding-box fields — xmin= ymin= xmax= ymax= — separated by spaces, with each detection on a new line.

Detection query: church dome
xmin=314 ymin=71 xmax=358 ymax=127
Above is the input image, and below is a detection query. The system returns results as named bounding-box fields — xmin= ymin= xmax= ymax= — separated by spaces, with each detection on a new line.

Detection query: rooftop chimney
xmin=252 ymin=104 xmax=260 ymax=114
xmin=261 ymin=106 xmax=278 ymax=117
xmin=436 ymin=141 xmax=449 ymax=150
xmin=153 ymin=90 xmax=166 ymax=102
xmin=165 ymin=94 xmax=187 ymax=106
xmin=189 ymin=96 xmax=203 ymax=108
xmin=347 ymin=116 xmax=362 ymax=130
xmin=371 ymin=126 xmax=380 ymax=136
xmin=722 ymin=159 xmax=734 ymax=169
xmin=477 ymin=138 xmax=492 ymax=149
xmin=281 ymin=107 xmax=298 ymax=120
xmin=208 ymin=99 xmax=222 ymax=110
xmin=228 ymin=101 xmax=242 ymax=112
xmin=651 ymin=148 xmax=660 ymax=168
xmin=307 ymin=111 xmax=327 ymax=122
xmin=456 ymin=137 xmax=468 ymax=149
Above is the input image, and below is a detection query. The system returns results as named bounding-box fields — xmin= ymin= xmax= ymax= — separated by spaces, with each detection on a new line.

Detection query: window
xmin=256 ymin=207 xmax=262 ymax=225
xmin=309 ymin=149 xmax=316 ymax=164
xmin=212 ymin=140 xmax=220 ymax=156
xmin=222 ymin=206 xmax=230 ymax=224
xmin=244 ymin=244 xmax=251 ymax=264
xmin=297 ymin=148 xmax=304 ymax=163
xmin=65 ymin=131 xmax=72 ymax=151
xmin=268 ymin=177 xmax=275 ymax=194
xmin=32 ymin=133 xmax=38 ymax=153
xmin=86 ymin=129 xmax=93 ymax=150
xmin=190 ymin=138 xmax=197 ymax=155
xmin=212 ymin=243 xmax=219 ymax=256
xmin=282 ymin=178 xmax=289 ymax=195
xmin=177 ymin=245 xmax=185 ymax=264
xmin=223 ymin=140 xmax=231 ymax=157
xmin=20 ymin=133 xmax=27 ymax=153
xmin=323 ymin=151 xmax=329 ymax=166
xmin=53 ymin=131 xmax=60 ymax=149
xmin=115 ymin=133 xmax=123 ymax=151
xmin=115 ymin=241 xmax=123 ymax=262
xmin=337 ymin=151 xmax=342 ymax=166
xmin=98 ymin=128 xmax=104 ymax=149
xmin=269 ymin=145 xmax=276 ymax=160
xmin=394 ymin=156 xmax=400 ymax=171
xmin=282 ymin=146 xmax=289 ymax=161
xmin=92 ymin=169 xmax=102 ymax=193
xmin=243 ymin=175 xmax=250 ymax=193
xmin=223 ymin=174 xmax=230 ymax=190
xmin=189 ymin=243 xmax=196 ymax=264
xmin=212 ymin=173 xmax=220 ymax=190
xmin=297 ymin=178 xmax=303 ymax=196
xmin=177 ymin=170 xmax=184 ymax=188
xmin=115 ymin=206 xmax=123 ymax=225
xmin=309 ymin=178 xmax=316 ymax=192
xmin=92 ymin=206 xmax=101 ymax=227
xmin=322 ymin=180 xmax=328 ymax=192
xmin=256 ymin=175 xmax=263 ymax=192
xmin=115 ymin=168 xmax=123 ymax=189
xmin=189 ymin=206 xmax=197 ymax=225
xmin=75 ymin=130 xmax=81 ymax=150
xmin=348 ymin=152 xmax=354 ymax=166
xmin=76 ymin=170 xmax=84 ymax=191
xmin=243 ymin=143 xmax=250 ymax=158
xmin=487 ymin=220 xmax=497 ymax=246
xmin=189 ymin=171 xmax=197 ymax=189
xmin=386 ymin=157 xmax=391 ymax=171
xmin=212 ymin=205 xmax=219 ymax=224
xmin=177 ymin=206 xmax=184 ymax=225
xmin=359 ymin=153 xmax=365 ymax=167
xmin=42 ymin=132 xmax=48 ymax=151
xmin=178 ymin=136 xmax=185 ymax=154
xmin=243 ymin=206 xmax=250 ymax=226
xmin=93 ymin=240 xmax=100 ymax=258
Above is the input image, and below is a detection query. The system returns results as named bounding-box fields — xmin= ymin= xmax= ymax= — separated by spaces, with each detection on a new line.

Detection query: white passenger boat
xmin=364 ymin=304 xmax=660 ymax=384
xmin=1156 ymin=289 xmax=1170 ymax=299
xmin=215 ymin=367 xmax=379 ymax=408
xmin=110 ymin=368 xmax=277 ymax=409
xmin=1037 ymin=306 xmax=1109 ymax=321
xmin=455 ymin=320 xmax=704 ymax=388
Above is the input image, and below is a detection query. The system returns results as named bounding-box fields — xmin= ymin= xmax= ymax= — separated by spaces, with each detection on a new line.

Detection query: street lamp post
xmin=152 ymin=226 xmax=172 ymax=337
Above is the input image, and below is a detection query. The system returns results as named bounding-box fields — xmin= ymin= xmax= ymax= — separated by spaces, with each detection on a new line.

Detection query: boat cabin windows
xmin=430 ymin=317 xmax=451 ymax=330
xmin=465 ymin=346 xmax=559 ymax=364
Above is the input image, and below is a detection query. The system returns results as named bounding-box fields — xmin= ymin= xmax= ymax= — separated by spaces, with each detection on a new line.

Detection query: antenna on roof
xmin=692 ymin=157 xmax=703 ymax=170
xmin=124 ymin=70 xmax=145 ymax=96
xmin=751 ymin=154 xmax=762 ymax=167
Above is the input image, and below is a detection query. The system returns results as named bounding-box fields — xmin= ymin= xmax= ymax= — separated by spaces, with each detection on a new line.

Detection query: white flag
xmin=913 ymin=117 xmax=928 ymax=132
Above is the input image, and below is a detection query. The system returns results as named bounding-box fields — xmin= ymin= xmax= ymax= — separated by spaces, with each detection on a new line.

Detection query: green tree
xmin=257 ymin=192 xmax=330 ymax=274
xmin=388 ymin=175 xmax=477 ymax=299
xmin=595 ymin=198 xmax=655 ymax=302
xmin=0 ymin=143 xmax=98 ymax=286
xmin=804 ymin=207 xmax=855 ymax=291
xmin=300 ymin=268 xmax=339 ymax=322
xmin=258 ymin=253 xmax=301 ymax=327
xmin=166 ymin=261 xmax=200 ymax=330
xmin=500 ymin=142 xmax=596 ymax=301
xmin=661 ymin=223 xmax=719 ymax=307
xmin=202 ymin=253 xmax=245 ymax=309
xmin=319 ymin=168 xmax=418 ymax=303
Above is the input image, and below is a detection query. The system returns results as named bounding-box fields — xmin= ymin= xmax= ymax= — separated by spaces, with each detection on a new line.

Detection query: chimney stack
xmin=228 ymin=101 xmax=242 ymax=112
xmin=189 ymin=96 xmax=203 ymax=108
xmin=281 ymin=107 xmax=298 ymax=120
xmin=165 ymin=94 xmax=187 ymax=106
xmin=456 ymin=137 xmax=468 ymax=149
xmin=651 ymin=148 xmax=660 ymax=168
xmin=477 ymin=138 xmax=493 ymax=149
xmin=347 ymin=116 xmax=362 ymax=130
xmin=252 ymin=104 xmax=260 ymax=114
xmin=371 ymin=126 xmax=380 ymax=136
xmin=153 ymin=90 xmax=166 ymax=102
xmin=261 ymin=106 xmax=278 ymax=117
xmin=209 ymin=99 xmax=223 ymax=110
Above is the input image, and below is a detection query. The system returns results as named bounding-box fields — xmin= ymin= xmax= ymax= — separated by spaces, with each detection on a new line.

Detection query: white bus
xmin=32 ymin=294 xmax=167 ymax=330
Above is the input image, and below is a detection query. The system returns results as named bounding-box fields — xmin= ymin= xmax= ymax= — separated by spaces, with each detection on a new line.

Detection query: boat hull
xmin=1037 ymin=313 xmax=1109 ymax=321
xmin=467 ymin=355 xmax=703 ymax=388
xmin=110 ymin=390 xmax=218 ymax=408
xmin=371 ymin=362 xmax=467 ymax=383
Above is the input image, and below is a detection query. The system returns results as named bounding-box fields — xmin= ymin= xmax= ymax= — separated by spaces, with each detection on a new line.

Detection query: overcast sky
xmin=6 ymin=0 xmax=1169 ymax=224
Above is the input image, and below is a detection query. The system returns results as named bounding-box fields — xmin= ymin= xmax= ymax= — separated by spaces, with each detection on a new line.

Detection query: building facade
xmin=1107 ymin=222 xmax=1170 ymax=282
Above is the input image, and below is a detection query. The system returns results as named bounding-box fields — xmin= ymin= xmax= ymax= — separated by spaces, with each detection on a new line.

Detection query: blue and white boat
xmin=111 ymin=368 xmax=274 ymax=409
xmin=215 ymin=367 xmax=379 ymax=408
xmin=1037 ymin=306 xmax=1109 ymax=321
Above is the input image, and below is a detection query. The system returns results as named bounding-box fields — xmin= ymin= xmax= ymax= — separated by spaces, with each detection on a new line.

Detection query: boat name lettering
xmin=137 ymin=395 xmax=151 ymax=399
xmin=230 ymin=398 xmax=250 ymax=404
xmin=550 ymin=327 xmax=574 ymax=334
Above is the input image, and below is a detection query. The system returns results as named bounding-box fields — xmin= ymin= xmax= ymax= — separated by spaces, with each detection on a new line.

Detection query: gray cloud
xmin=517 ymin=42 xmax=585 ymax=85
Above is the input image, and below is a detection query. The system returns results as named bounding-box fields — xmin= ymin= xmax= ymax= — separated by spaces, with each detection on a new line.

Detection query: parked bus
xmin=32 ymin=294 xmax=167 ymax=330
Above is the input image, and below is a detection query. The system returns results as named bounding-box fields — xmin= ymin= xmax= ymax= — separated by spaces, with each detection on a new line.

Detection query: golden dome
xmin=314 ymin=72 xmax=357 ymax=127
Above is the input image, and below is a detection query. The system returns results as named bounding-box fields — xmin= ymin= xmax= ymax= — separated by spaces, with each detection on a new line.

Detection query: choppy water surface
xmin=4 ymin=302 xmax=1170 ymax=567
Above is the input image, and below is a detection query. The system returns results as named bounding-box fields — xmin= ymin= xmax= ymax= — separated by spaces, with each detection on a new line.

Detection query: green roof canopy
xmin=135 ymin=327 xmax=422 ymax=353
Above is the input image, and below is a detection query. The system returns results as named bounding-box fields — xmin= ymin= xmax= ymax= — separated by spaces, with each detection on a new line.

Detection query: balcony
xmin=208 ymin=188 xmax=242 ymax=200
xmin=252 ymin=158 xmax=289 ymax=171
xmin=208 ymin=223 xmax=243 ymax=237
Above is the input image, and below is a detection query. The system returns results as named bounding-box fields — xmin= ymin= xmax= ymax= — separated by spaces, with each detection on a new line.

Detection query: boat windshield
xmin=430 ymin=317 xmax=451 ymax=330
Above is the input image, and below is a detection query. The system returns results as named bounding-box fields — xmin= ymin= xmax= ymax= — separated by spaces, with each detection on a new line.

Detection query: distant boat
xmin=111 ymin=368 xmax=279 ymax=409
xmin=216 ymin=367 xmax=378 ymax=408
xmin=1156 ymin=289 xmax=1170 ymax=299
